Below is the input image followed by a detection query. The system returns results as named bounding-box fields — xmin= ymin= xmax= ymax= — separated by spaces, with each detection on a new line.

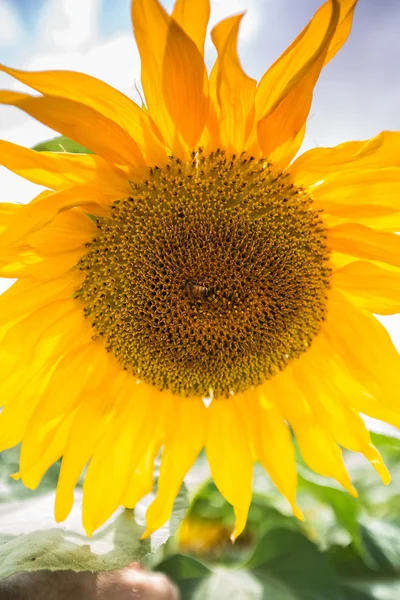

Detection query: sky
xmin=0 ymin=0 xmax=400 ymax=340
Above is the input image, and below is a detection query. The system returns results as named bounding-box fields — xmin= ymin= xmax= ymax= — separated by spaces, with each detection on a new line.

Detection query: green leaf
xmin=297 ymin=471 xmax=362 ymax=552
xmin=158 ymin=529 xmax=344 ymax=600
xmin=0 ymin=485 xmax=188 ymax=579
xmin=341 ymin=581 xmax=400 ymax=600
xmin=158 ymin=554 xmax=211 ymax=580
xmin=193 ymin=568 xmax=263 ymax=600
xmin=330 ymin=521 xmax=400 ymax=576
xmin=158 ymin=556 xmax=264 ymax=600
xmin=32 ymin=135 xmax=93 ymax=154
xmin=157 ymin=555 xmax=211 ymax=599
xmin=360 ymin=521 xmax=400 ymax=572
xmin=345 ymin=437 xmax=400 ymax=521
xmin=246 ymin=528 xmax=345 ymax=600
xmin=329 ymin=520 xmax=400 ymax=600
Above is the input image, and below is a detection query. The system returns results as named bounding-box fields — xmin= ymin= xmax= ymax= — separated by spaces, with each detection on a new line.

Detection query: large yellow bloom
xmin=0 ymin=0 xmax=399 ymax=539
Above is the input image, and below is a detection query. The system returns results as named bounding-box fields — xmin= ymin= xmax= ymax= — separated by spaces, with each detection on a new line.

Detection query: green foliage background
xmin=1 ymin=136 xmax=399 ymax=598
xmin=1 ymin=430 xmax=399 ymax=598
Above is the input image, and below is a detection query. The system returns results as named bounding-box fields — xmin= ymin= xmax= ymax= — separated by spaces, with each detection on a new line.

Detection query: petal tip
xmin=141 ymin=529 xmax=151 ymax=540
xmin=54 ymin=495 xmax=73 ymax=524
xmin=348 ymin=484 xmax=358 ymax=498
xmin=293 ymin=504 xmax=305 ymax=522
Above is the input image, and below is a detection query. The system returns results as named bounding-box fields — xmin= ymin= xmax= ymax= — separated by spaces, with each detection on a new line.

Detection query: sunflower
xmin=0 ymin=0 xmax=399 ymax=540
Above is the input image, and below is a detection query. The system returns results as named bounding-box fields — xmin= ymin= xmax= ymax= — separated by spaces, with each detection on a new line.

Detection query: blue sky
xmin=0 ymin=0 xmax=400 ymax=337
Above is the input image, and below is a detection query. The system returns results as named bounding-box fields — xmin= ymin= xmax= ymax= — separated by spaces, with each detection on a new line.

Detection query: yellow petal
xmin=82 ymin=384 xmax=167 ymax=535
xmin=0 ymin=140 xmax=117 ymax=190
xmin=206 ymin=399 xmax=253 ymax=540
xmin=0 ymin=304 xmax=82 ymax=408
xmin=327 ymin=223 xmax=400 ymax=268
xmin=0 ymin=312 xmax=91 ymax=453
xmin=0 ymin=64 xmax=167 ymax=166
xmin=20 ymin=410 xmax=76 ymax=490
xmin=255 ymin=0 xmax=357 ymax=121
xmin=211 ymin=14 xmax=256 ymax=152
xmin=290 ymin=353 xmax=389 ymax=484
xmin=0 ymin=301 xmax=89 ymax=395
xmin=0 ymin=299 xmax=75 ymax=368
xmin=0 ymin=202 xmax=21 ymax=234
xmin=271 ymin=370 xmax=357 ymax=495
xmin=0 ymin=182 xmax=121 ymax=249
xmin=26 ymin=210 xmax=96 ymax=256
xmin=0 ymin=271 xmax=80 ymax=326
xmin=323 ymin=0 xmax=359 ymax=64
xmin=121 ymin=442 xmax=160 ymax=510
xmin=323 ymin=212 xmax=400 ymax=233
xmin=253 ymin=0 xmax=357 ymax=164
xmin=296 ymin=422 xmax=357 ymax=496
xmin=172 ymin=0 xmax=210 ymax=55
xmin=162 ymin=19 xmax=209 ymax=150
xmin=323 ymin=289 xmax=400 ymax=413
xmin=312 ymin=167 xmax=400 ymax=218
xmin=291 ymin=131 xmax=400 ymax=187
xmin=0 ymin=90 xmax=146 ymax=171
xmin=256 ymin=123 xmax=306 ymax=171
xmin=0 ymin=368 xmax=55 ymax=451
xmin=0 ymin=248 xmax=86 ymax=279
xmin=132 ymin=0 xmax=208 ymax=155
xmin=314 ymin=336 xmax=400 ymax=430
xmin=240 ymin=390 xmax=303 ymax=520
xmin=144 ymin=398 xmax=207 ymax=537
xmin=333 ymin=261 xmax=400 ymax=315
xmin=257 ymin=0 xmax=341 ymax=166
xmin=55 ymin=372 xmax=124 ymax=522
xmin=200 ymin=62 xmax=222 ymax=152
xmin=20 ymin=342 xmax=109 ymax=474
xmin=35 ymin=306 xmax=93 ymax=370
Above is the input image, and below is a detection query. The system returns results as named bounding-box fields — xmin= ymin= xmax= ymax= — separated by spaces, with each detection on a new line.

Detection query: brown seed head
xmin=76 ymin=150 xmax=331 ymax=398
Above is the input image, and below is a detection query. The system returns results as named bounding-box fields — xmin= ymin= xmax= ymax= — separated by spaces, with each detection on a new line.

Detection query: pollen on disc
xmin=76 ymin=150 xmax=331 ymax=398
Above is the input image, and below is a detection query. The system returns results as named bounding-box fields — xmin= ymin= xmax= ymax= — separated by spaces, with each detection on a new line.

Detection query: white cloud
xmin=39 ymin=0 xmax=101 ymax=51
xmin=0 ymin=1 xmax=22 ymax=46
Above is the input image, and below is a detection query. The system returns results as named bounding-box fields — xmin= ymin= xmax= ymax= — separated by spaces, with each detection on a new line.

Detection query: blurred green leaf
xmin=360 ymin=521 xmax=400 ymax=572
xmin=0 ymin=485 xmax=188 ymax=579
xmin=329 ymin=520 xmax=400 ymax=600
xmin=193 ymin=569 xmax=263 ymax=600
xmin=157 ymin=555 xmax=211 ymax=599
xmin=158 ymin=554 xmax=211 ymax=579
xmin=252 ymin=463 xmax=360 ymax=552
xmin=32 ymin=135 xmax=93 ymax=153
xmin=160 ymin=528 xmax=345 ymax=599
xmin=341 ymin=581 xmax=400 ymax=600
xmin=158 ymin=555 xmax=287 ymax=600
xmin=246 ymin=528 xmax=344 ymax=600
xmin=297 ymin=470 xmax=362 ymax=552
xmin=345 ymin=435 xmax=400 ymax=521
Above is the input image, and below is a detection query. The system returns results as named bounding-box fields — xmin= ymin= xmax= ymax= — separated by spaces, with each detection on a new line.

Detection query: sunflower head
xmin=0 ymin=0 xmax=398 ymax=541
xmin=77 ymin=151 xmax=330 ymax=398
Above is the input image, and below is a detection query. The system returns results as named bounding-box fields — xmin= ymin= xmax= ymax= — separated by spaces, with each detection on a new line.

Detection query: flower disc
xmin=77 ymin=151 xmax=331 ymax=397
